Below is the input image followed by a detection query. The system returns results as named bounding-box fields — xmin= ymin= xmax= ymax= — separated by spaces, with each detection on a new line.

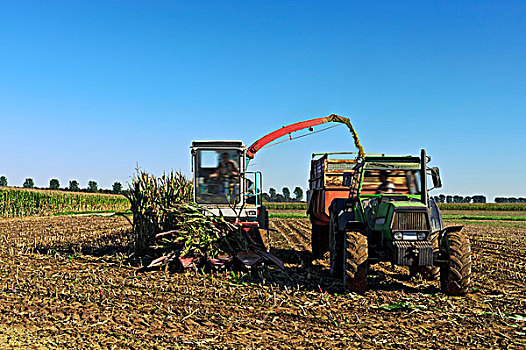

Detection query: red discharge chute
xmin=246 ymin=114 xmax=365 ymax=160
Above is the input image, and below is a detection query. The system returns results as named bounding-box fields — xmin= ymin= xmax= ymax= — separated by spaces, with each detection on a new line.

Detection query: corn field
xmin=0 ymin=187 xmax=129 ymax=218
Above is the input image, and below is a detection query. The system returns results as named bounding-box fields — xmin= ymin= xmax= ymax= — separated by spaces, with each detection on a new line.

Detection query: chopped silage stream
xmin=0 ymin=215 xmax=524 ymax=349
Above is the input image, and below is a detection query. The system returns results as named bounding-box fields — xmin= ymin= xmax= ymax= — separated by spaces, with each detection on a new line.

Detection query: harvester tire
xmin=343 ymin=230 xmax=368 ymax=293
xmin=311 ymin=224 xmax=329 ymax=259
xmin=440 ymin=232 xmax=472 ymax=296
xmin=410 ymin=231 xmax=440 ymax=280
xmin=329 ymin=213 xmax=344 ymax=278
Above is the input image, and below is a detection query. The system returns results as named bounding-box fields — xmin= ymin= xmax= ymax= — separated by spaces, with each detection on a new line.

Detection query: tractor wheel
xmin=409 ymin=231 xmax=440 ymax=280
xmin=329 ymin=213 xmax=344 ymax=278
xmin=440 ymin=232 xmax=472 ymax=296
xmin=311 ymin=224 xmax=329 ymax=259
xmin=343 ymin=230 xmax=368 ymax=293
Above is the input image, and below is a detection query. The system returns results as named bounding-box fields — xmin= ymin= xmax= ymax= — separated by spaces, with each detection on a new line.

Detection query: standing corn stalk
xmin=125 ymin=169 xmax=244 ymax=268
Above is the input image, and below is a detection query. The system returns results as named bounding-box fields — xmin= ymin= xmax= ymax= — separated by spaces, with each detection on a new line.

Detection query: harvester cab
xmin=190 ymin=140 xmax=268 ymax=228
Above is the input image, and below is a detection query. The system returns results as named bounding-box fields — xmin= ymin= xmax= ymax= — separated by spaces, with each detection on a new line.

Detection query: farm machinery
xmin=307 ymin=150 xmax=472 ymax=295
xmin=190 ymin=114 xmax=363 ymax=267
xmin=191 ymin=114 xmax=472 ymax=296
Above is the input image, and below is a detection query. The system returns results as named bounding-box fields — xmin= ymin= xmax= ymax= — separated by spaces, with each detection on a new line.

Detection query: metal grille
xmin=327 ymin=162 xmax=355 ymax=171
xmin=393 ymin=241 xmax=433 ymax=266
xmin=392 ymin=211 xmax=429 ymax=231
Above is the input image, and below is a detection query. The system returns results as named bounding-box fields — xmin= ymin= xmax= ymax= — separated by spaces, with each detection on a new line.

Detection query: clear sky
xmin=1 ymin=1 xmax=525 ymax=201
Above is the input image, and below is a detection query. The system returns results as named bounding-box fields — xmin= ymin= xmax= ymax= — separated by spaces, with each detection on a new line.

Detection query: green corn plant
xmin=125 ymin=169 xmax=247 ymax=268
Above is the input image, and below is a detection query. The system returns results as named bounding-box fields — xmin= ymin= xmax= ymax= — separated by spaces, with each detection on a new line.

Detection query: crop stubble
xmin=0 ymin=216 xmax=524 ymax=349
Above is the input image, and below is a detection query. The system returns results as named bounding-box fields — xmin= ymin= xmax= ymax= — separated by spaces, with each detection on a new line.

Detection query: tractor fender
xmin=329 ymin=198 xmax=356 ymax=231
xmin=441 ymin=225 xmax=463 ymax=233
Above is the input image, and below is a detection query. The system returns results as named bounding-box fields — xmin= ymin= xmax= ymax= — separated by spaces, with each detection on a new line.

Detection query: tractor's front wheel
xmin=343 ymin=230 xmax=368 ymax=293
xmin=440 ymin=232 xmax=472 ymax=296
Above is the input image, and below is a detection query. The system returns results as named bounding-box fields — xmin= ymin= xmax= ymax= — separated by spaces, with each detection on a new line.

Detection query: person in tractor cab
xmin=209 ymin=152 xmax=240 ymax=199
xmin=376 ymin=170 xmax=395 ymax=194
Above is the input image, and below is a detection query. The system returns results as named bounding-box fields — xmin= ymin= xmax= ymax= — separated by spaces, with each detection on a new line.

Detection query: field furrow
xmin=0 ymin=216 xmax=524 ymax=349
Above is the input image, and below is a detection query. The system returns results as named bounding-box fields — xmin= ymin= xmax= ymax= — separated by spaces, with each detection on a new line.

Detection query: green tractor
xmin=324 ymin=150 xmax=472 ymax=295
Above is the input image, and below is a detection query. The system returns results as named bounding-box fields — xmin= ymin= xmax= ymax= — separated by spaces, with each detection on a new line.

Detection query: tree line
xmin=0 ymin=176 xmax=123 ymax=194
xmin=431 ymin=194 xmax=487 ymax=203
xmin=262 ymin=187 xmax=304 ymax=202
xmin=432 ymin=194 xmax=526 ymax=204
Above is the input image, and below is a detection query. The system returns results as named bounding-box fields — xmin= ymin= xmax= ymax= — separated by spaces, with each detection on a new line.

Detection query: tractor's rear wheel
xmin=440 ymin=232 xmax=472 ymax=296
xmin=343 ymin=230 xmax=368 ymax=293
xmin=329 ymin=213 xmax=343 ymax=278
xmin=311 ymin=223 xmax=329 ymax=259
xmin=409 ymin=231 xmax=440 ymax=280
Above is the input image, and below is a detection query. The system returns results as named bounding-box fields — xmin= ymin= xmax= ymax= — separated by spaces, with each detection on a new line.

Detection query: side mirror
xmin=429 ymin=167 xmax=442 ymax=189
xmin=343 ymin=172 xmax=353 ymax=186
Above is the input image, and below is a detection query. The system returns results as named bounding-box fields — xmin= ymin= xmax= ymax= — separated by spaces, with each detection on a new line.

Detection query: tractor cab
xmin=191 ymin=140 xmax=266 ymax=225
xmin=345 ymin=151 xmax=443 ymax=244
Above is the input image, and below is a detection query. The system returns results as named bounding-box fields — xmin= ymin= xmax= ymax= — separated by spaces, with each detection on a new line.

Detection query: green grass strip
xmin=442 ymin=214 xmax=526 ymax=221
xmin=269 ymin=212 xmax=309 ymax=219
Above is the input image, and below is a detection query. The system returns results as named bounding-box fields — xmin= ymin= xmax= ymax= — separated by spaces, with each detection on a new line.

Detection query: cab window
xmin=195 ymin=150 xmax=241 ymax=204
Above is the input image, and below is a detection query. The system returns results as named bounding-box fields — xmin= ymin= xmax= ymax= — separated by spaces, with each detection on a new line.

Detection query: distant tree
xmin=282 ymin=187 xmax=291 ymax=202
xmin=87 ymin=181 xmax=98 ymax=193
xmin=463 ymin=196 xmax=472 ymax=204
xmin=262 ymin=193 xmax=271 ymax=202
xmin=23 ymin=178 xmax=34 ymax=188
xmin=472 ymin=195 xmax=486 ymax=203
xmin=69 ymin=180 xmax=80 ymax=192
xmin=293 ymin=187 xmax=304 ymax=202
xmin=49 ymin=179 xmax=60 ymax=190
xmin=439 ymin=194 xmax=446 ymax=203
xmin=269 ymin=188 xmax=277 ymax=201
xmin=446 ymin=195 xmax=453 ymax=203
xmin=112 ymin=182 xmax=122 ymax=194
xmin=0 ymin=176 xmax=7 ymax=187
xmin=275 ymin=194 xmax=285 ymax=202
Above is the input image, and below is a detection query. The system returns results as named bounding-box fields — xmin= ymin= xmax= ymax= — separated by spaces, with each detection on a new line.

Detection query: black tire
xmin=343 ymin=230 xmax=368 ymax=293
xmin=311 ymin=223 xmax=329 ymax=259
xmin=329 ymin=212 xmax=344 ymax=278
xmin=440 ymin=232 xmax=472 ymax=296
xmin=409 ymin=231 xmax=440 ymax=280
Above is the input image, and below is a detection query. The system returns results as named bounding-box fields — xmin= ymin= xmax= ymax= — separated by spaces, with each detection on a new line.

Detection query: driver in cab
xmin=376 ymin=170 xmax=395 ymax=194
xmin=209 ymin=152 xmax=239 ymax=197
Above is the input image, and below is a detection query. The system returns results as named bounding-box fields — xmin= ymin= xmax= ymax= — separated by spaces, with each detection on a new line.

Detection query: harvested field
xmin=0 ymin=216 xmax=525 ymax=349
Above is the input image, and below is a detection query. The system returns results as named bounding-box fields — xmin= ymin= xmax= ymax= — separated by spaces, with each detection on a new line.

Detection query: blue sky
xmin=0 ymin=1 xmax=524 ymax=201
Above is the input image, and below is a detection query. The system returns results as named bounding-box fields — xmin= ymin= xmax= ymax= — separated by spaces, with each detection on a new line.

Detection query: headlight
xmin=417 ymin=232 xmax=426 ymax=240
xmin=393 ymin=232 xmax=403 ymax=240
